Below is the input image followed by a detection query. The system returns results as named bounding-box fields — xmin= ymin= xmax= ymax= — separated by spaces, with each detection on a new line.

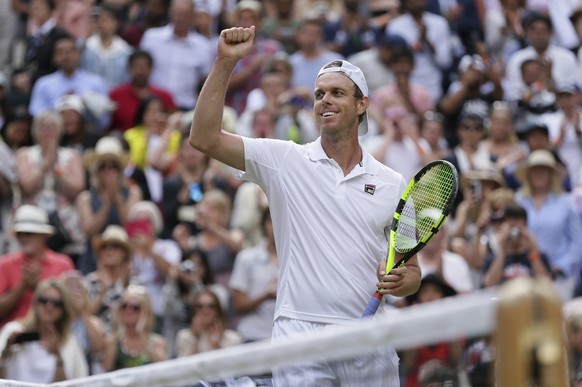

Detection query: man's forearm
xmin=0 ymin=285 xmax=26 ymax=319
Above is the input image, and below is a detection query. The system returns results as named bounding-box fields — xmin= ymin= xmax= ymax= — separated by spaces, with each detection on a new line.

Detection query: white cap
xmin=55 ymin=94 xmax=85 ymax=114
xmin=316 ymin=60 xmax=369 ymax=135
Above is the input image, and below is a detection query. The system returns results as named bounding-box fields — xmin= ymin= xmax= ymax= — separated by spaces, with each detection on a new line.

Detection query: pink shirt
xmin=371 ymin=83 xmax=435 ymax=116
xmin=0 ymin=250 xmax=74 ymax=327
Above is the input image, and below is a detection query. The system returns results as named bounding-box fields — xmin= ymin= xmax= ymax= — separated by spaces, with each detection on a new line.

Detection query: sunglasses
xmin=98 ymin=162 xmax=120 ymax=171
xmin=121 ymin=302 xmax=142 ymax=312
xmin=194 ymin=303 xmax=217 ymax=310
xmin=460 ymin=123 xmax=483 ymax=132
xmin=37 ymin=296 xmax=64 ymax=308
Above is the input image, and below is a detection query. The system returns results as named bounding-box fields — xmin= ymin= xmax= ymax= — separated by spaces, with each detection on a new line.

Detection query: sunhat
xmin=92 ymin=225 xmax=131 ymax=255
xmin=460 ymin=168 xmax=505 ymax=191
xmin=515 ymin=150 xmax=563 ymax=184
xmin=84 ymin=136 xmax=129 ymax=170
xmin=12 ymin=205 xmax=55 ymax=235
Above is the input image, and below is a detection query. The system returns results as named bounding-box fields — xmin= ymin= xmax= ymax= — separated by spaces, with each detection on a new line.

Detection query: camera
xmin=470 ymin=180 xmax=482 ymax=200
xmin=509 ymin=226 xmax=520 ymax=240
xmin=180 ymin=260 xmax=198 ymax=273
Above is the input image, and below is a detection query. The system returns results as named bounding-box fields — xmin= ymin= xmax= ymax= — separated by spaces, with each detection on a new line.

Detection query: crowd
xmin=0 ymin=0 xmax=581 ymax=385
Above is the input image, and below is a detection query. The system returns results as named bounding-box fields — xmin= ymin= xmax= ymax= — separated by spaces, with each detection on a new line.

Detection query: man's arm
xmin=377 ymin=255 xmax=421 ymax=298
xmin=189 ymin=27 xmax=257 ymax=171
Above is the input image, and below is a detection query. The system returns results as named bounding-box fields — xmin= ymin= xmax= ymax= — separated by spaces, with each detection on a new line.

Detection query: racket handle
xmin=361 ymin=291 xmax=383 ymax=319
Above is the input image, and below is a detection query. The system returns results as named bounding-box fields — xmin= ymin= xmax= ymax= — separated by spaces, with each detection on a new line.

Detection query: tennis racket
xmin=361 ymin=160 xmax=459 ymax=318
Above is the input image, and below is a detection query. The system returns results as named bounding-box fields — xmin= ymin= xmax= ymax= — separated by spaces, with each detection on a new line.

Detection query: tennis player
xmin=189 ymin=26 xmax=421 ymax=386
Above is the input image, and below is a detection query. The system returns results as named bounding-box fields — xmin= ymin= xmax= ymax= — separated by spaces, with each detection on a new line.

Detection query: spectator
xmin=230 ymin=208 xmax=278 ymax=342
xmin=173 ymin=189 xmax=243 ymax=289
xmin=482 ymin=101 xmax=521 ymax=166
xmin=124 ymin=97 xmax=182 ymax=203
xmin=514 ymin=58 xmax=557 ymax=123
xmin=538 ymin=84 xmax=582 ymax=187
xmin=15 ymin=111 xmax=86 ymax=261
xmin=175 ymin=288 xmax=242 ymax=356
xmin=28 ymin=35 xmax=112 ymax=131
xmin=515 ymin=150 xmax=582 ymax=299
xmin=571 ymin=6 xmax=582 ymax=72
xmin=162 ymin=248 xmax=229 ymax=356
xmin=59 ymin=271 xmax=108 ymax=375
xmin=55 ymin=94 xmax=101 ymax=153
xmin=386 ymin=0 xmax=453 ymax=102
xmin=140 ymin=0 xmax=212 ymax=110
xmin=503 ymin=12 xmax=581 ymax=103
xmin=0 ymin=112 xmax=33 ymax=153
xmin=323 ymin=0 xmax=376 ymax=58
xmin=230 ymin=182 xmax=269 ymax=249
xmin=445 ymin=113 xmax=492 ymax=179
xmin=225 ymin=0 xmax=283 ymax=114
xmin=85 ymin=225 xmax=132 ymax=333
xmin=481 ymin=202 xmax=552 ymax=287
xmin=259 ymin=0 xmax=299 ymax=54
xmin=76 ymin=136 xmax=142 ymax=274
xmin=0 ymin=205 xmax=74 ymax=327
xmin=108 ymin=50 xmax=176 ymax=132
xmin=102 ymin=285 xmax=167 ymax=370
xmin=567 ymin=311 xmax=582 ymax=383
xmin=403 ymin=273 xmax=463 ymax=387
xmin=484 ymin=0 xmax=527 ymax=66
xmin=24 ymin=0 xmax=69 ymax=84
xmin=438 ymin=54 xmax=503 ymax=148
xmin=161 ymin=136 xmax=211 ymax=239
xmin=0 ymin=279 xmax=88 ymax=382
xmin=348 ymin=33 xmax=407 ymax=94
xmin=371 ymin=45 xmax=434 ymax=123
xmin=418 ymin=110 xmax=450 ymax=163
xmin=80 ymin=5 xmax=133 ymax=92
xmin=127 ymin=201 xmax=182 ymax=333
xmin=289 ymin=17 xmax=343 ymax=91
xmin=120 ymin=0 xmax=169 ymax=48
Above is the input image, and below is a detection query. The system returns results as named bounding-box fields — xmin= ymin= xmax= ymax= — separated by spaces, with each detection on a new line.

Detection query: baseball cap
xmin=316 ymin=60 xmax=369 ymax=135
xmin=55 ymin=94 xmax=85 ymax=114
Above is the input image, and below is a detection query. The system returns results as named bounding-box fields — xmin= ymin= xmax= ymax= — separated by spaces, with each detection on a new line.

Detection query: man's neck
xmin=321 ymin=133 xmax=362 ymax=176
xmin=24 ymin=250 xmax=45 ymax=261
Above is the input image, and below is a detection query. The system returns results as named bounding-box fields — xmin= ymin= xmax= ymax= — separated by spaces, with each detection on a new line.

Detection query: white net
xmin=1 ymin=289 xmax=500 ymax=387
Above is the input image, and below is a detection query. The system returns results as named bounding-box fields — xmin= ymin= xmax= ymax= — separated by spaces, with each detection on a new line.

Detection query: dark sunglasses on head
xmin=37 ymin=296 xmax=64 ymax=308
xmin=121 ymin=302 xmax=142 ymax=312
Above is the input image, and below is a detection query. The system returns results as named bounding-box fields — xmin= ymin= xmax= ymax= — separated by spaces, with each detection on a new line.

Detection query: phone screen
xmin=14 ymin=331 xmax=40 ymax=344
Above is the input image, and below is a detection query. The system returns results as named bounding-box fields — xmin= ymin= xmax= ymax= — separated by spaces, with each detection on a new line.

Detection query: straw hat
xmin=12 ymin=205 xmax=55 ymax=235
xmin=515 ymin=150 xmax=562 ymax=184
xmin=92 ymin=225 xmax=131 ymax=255
xmin=84 ymin=136 xmax=129 ymax=170
xmin=460 ymin=168 xmax=505 ymax=192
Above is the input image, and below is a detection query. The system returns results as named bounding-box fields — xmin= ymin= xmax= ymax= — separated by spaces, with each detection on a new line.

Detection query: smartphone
xmin=470 ymin=180 xmax=482 ymax=201
xmin=13 ymin=331 xmax=40 ymax=344
xmin=125 ymin=218 xmax=152 ymax=238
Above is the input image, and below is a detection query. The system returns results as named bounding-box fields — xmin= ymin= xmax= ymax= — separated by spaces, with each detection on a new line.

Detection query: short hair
xmin=523 ymin=11 xmax=553 ymax=31
xmin=389 ymin=45 xmax=414 ymax=66
xmin=502 ymin=203 xmax=528 ymax=222
xmin=128 ymin=50 xmax=154 ymax=67
xmin=32 ymin=110 xmax=64 ymax=143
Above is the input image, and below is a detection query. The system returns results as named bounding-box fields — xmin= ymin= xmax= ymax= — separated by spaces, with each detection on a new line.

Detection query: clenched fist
xmin=218 ymin=26 xmax=256 ymax=62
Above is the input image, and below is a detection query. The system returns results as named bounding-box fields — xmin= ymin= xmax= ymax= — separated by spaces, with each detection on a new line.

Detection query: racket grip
xmin=361 ymin=291 xmax=383 ymax=319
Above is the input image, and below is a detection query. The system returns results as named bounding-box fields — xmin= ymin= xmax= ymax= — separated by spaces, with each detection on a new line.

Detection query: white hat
xmin=55 ymin=94 xmax=85 ymax=114
xmin=458 ymin=54 xmax=486 ymax=73
xmin=316 ymin=60 xmax=369 ymax=135
xmin=92 ymin=225 xmax=131 ymax=254
xmin=84 ymin=136 xmax=129 ymax=169
xmin=515 ymin=150 xmax=562 ymax=184
xmin=12 ymin=205 xmax=55 ymax=235
xmin=234 ymin=0 xmax=262 ymax=15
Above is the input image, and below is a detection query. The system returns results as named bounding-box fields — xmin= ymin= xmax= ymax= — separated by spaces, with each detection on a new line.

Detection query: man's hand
xmin=218 ymin=26 xmax=256 ymax=62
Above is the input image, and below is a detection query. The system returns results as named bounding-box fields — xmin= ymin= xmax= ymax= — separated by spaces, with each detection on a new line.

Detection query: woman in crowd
xmin=60 ymin=271 xmax=108 ymax=374
xmin=0 ymin=279 xmax=88 ymax=382
xmin=175 ymin=288 xmax=242 ymax=356
xmin=103 ymin=285 xmax=166 ymax=371
xmin=85 ymin=225 xmax=133 ymax=332
xmin=127 ymin=200 xmax=181 ymax=333
xmin=76 ymin=136 xmax=141 ymax=274
xmin=515 ymin=150 xmax=582 ymax=300
xmin=15 ymin=110 xmax=86 ymax=261
xmin=124 ymin=96 xmax=182 ymax=203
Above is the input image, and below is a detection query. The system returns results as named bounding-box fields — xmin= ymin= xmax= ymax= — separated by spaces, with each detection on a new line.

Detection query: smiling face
xmin=314 ymin=73 xmax=366 ymax=136
xmin=36 ymin=286 xmax=65 ymax=325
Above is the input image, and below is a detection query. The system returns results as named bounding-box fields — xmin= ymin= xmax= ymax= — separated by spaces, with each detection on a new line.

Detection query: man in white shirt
xmin=503 ymin=12 xmax=582 ymax=102
xmin=140 ymin=0 xmax=212 ymax=110
xmin=386 ymin=0 xmax=453 ymax=102
xmin=190 ymin=26 xmax=421 ymax=386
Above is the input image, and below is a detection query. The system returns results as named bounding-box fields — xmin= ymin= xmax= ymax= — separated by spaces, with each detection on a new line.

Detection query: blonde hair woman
xmin=0 ymin=279 xmax=88 ymax=382
xmin=102 ymin=285 xmax=166 ymax=371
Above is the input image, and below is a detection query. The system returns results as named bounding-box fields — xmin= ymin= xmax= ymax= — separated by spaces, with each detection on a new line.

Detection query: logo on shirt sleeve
xmin=364 ymin=184 xmax=376 ymax=195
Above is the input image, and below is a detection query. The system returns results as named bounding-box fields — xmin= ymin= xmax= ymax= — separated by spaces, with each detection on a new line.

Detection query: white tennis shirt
xmin=239 ymin=137 xmax=407 ymax=325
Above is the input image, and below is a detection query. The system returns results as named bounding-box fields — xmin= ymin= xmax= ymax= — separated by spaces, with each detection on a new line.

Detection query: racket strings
xmin=395 ymin=165 xmax=456 ymax=252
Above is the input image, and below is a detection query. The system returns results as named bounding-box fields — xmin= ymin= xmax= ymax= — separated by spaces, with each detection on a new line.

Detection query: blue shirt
xmin=516 ymin=192 xmax=582 ymax=276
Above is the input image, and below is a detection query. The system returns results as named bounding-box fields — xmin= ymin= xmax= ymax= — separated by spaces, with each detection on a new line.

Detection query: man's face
xmin=17 ymin=232 xmax=47 ymax=256
xmin=526 ymin=21 xmax=552 ymax=51
xmin=53 ymin=39 xmax=80 ymax=73
xmin=170 ymin=0 xmax=194 ymax=32
xmin=129 ymin=57 xmax=152 ymax=87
